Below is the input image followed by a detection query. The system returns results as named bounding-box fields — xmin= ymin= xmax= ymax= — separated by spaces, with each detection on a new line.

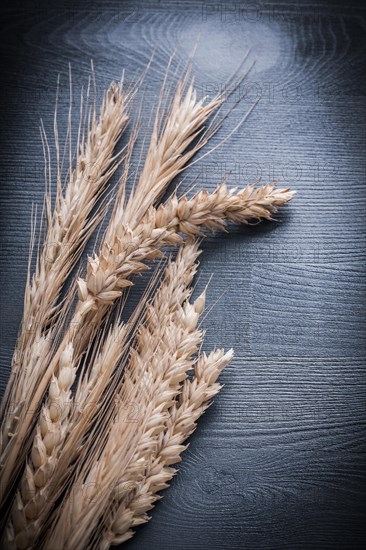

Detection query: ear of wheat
xmin=0 ymin=76 xmax=222 ymax=512
xmin=0 ymin=60 xmax=295 ymax=550
xmin=1 ymin=75 xmax=224 ymax=546
xmin=4 ymin=325 xmax=130 ymax=550
xmin=0 ymin=81 xmax=129 ymax=505
xmin=102 ymin=348 xmax=233 ymax=548
xmin=42 ymin=241 xmax=205 ymax=550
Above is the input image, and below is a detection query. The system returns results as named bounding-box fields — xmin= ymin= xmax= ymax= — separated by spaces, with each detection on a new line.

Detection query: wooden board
xmin=0 ymin=0 xmax=365 ymax=548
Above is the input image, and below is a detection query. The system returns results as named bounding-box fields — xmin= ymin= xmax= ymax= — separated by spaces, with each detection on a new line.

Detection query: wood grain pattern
xmin=0 ymin=0 xmax=365 ymax=548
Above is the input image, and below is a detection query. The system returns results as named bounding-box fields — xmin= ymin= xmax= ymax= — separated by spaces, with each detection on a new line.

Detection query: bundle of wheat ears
xmin=0 ymin=60 xmax=295 ymax=550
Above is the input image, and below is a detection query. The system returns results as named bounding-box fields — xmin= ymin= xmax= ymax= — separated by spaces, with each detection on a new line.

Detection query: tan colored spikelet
xmin=101 ymin=348 xmax=233 ymax=547
xmin=111 ymin=80 xmax=222 ymax=230
xmin=3 ymin=344 xmax=76 ymax=550
xmin=0 ymin=64 xmax=296 ymax=550
xmin=42 ymin=413 xmax=144 ymax=550
xmin=2 ymin=319 xmax=136 ymax=550
xmin=0 ymin=79 xmax=224 ymax=502
xmin=2 ymin=178 xmax=294 ymax=511
xmin=41 ymin=242 xmax=204 ymax=550
xmin=154 ymin=183 xmax=296 ymax=233
xmin=79 ymin=182 xmax=295 ymax=307
xmin=6 ymin=81 xmax=128 ymax=410
xmin=0 ymin=81 xmax=129 ymax=506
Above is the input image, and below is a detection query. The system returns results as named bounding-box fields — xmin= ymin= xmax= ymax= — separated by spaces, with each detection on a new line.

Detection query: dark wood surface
xmin=0 ymin=1 xmax=365 ymax=548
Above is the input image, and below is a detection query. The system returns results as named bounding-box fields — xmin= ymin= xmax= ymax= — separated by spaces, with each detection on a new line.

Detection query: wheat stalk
xmin=1 ymin=78 xmax=223 ymax=544
xmin=94 ymin=242 xmax=205 ymax=548
xmin=2 ymin=321 xmax=133 ymax=549
xmin=0 ymin=81 xmax=129 ymax=506
xmin=41 ymin=241 xmax=204 ymax=550
xmin=112 ymin=80 xmax=222 ymax=230
xmin=2 ymin=81 xmax=128 ymax=414
xmin=13 ymin=181 xmax=293 ymax=497
xmin=79 ymin=182 xmax=294 ymax=307
xmin=154 ymin=182 xmax=295 ymax=231
xmin=78 ymin=182 xmax=295 ymax=311
xmin=3 ymin=344 xmax=76 ymax=550
xmin=0 ymin=62 xmax=296 ymax=550
xmin=0 ymin=80 xmax=223 ymax=509
xmin=1 ymin=178 xmax=293 ymax=540
xmin=102 ymin=348 xmax=233 ymax=548
xmin=41 ymin=402 xmax=145 ymax=550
